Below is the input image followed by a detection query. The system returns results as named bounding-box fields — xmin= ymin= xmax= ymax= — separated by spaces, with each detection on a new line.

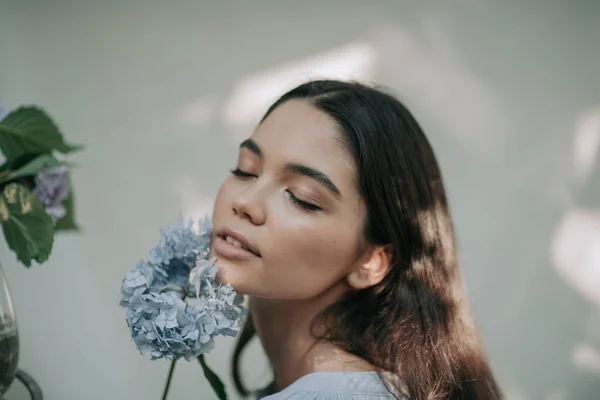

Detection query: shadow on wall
xmin=550 ymin=106 xmax=600 ymax=399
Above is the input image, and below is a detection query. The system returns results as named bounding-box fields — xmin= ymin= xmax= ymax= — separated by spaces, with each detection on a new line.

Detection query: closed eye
xmin=230 ymin=168 xmax=257 ymax=178
xmin=231 ymin=168 xmax=322 ymax=212
xmin=286 ymin=190 xmax=322 ymax=212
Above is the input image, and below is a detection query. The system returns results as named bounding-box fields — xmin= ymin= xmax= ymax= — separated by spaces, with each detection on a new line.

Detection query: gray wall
xmin=1 ymin=1 xmax=599 ymax=399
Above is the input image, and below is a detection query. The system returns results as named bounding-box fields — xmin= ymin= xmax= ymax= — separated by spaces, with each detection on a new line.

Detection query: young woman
xmin=210 ymin=80 xmax=502 ymax=399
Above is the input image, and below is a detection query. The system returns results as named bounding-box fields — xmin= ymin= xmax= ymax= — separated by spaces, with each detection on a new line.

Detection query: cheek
xmin=262 ymin=219 xmax=359 ymax=298
xmin=209 ymin=180 xmax=233 ymax=263
xmin=212 ymin=179 xmax=234 ymax=222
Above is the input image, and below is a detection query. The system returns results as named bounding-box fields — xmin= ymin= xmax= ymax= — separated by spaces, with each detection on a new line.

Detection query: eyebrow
xmin=284 ymin=162 xmax=341 ymax=197
xmin=239 ymin=138 xmax=341 ymax=197
xmin=239 ymin=138 xmax=263 ymax=159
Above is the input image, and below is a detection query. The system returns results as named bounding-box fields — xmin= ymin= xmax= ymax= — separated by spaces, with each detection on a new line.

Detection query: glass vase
xmin=0 ymin=262 xmax=19 ymax=396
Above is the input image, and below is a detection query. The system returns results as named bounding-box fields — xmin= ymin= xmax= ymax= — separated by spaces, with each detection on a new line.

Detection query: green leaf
xmin=0 ymin=153 xmax=42 ymax=174
xmin=0 ymin=106 xmax=82 ymax=162
xmin=197 ymin=354 xmax=227 ymax=400
xmin=0 ymin=154 xmax=62 ymax=184
xmin=55 ymin=180 xmax=78 ymax=232
xmin=0 ymin=183 xmax=54 ymax=267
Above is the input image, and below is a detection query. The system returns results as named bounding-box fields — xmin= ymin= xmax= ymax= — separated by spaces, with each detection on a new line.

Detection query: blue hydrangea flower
xmin=148 ymin=216 xmax=211 ymax=287
xmin=32 ymin=166 xmax=70 ymax=221
xmin=120 ymin=217 xmax=245 ymax=361
xmin=189 ymin=258 xmax=219 ymax=296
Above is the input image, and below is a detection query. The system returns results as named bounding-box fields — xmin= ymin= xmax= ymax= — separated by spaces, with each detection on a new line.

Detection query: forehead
xmin=251 ymin=100 xmax=357 ymax=187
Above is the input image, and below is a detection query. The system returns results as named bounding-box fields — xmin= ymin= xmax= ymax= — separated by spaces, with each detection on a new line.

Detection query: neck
xmin=250 ymin=284 xmax=375 ymax=391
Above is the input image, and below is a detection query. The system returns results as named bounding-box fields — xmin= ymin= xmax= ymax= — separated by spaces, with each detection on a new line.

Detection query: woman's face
xmin=210 ymin=99 xmax=367 ymax=299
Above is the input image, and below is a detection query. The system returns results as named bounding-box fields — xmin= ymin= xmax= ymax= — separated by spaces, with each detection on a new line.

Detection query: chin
xmin=212 ymin=258 xmax=246 ymax=292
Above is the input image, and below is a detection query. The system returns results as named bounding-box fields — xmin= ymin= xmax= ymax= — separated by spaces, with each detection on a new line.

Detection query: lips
xmin=215 ymin=227 xmax=261 ymax=257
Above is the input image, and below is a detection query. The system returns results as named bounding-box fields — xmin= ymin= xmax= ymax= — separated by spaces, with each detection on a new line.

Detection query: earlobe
xmin=347 ymin=245 xmax=392 ymax=289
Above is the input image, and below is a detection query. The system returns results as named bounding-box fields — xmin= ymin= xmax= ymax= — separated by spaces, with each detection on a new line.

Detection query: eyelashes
xmin=285 ymin=191 xmax=322 ymax=212
xmin=229 ymin=168 xmax=322 ymax=212
xmin=230 ymin=168 xmax=257 ymax=178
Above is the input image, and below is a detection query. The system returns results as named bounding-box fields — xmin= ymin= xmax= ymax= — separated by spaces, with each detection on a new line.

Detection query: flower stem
xmin=161 ymin=359 xmax=177 ymax=400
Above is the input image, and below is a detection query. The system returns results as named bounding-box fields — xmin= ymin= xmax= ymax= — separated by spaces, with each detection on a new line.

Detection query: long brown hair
xmin=232 ymin=80 xmax=502 ymax=399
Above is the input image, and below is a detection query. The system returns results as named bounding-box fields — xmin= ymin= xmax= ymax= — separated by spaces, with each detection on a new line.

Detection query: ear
xmin=347 ymin=245 xmax=392 ymax=290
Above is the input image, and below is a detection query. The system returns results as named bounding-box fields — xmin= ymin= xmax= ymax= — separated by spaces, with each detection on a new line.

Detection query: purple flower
xmin=33 ymin=166 xmax=70 ymax=221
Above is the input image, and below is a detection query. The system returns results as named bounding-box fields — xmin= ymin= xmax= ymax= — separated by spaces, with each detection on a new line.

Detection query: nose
xmin=231 ymin=185 xmax=267 ymax=226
